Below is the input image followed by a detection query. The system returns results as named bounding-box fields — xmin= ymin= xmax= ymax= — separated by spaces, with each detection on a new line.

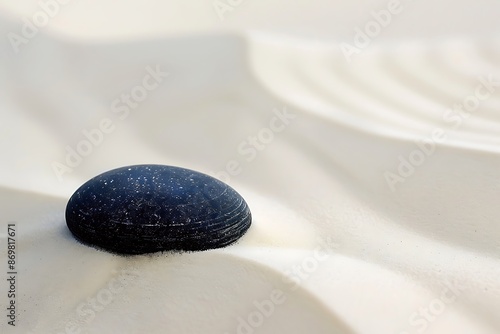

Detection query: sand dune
xmin=1 ymin=11 xmax=500 ymax=334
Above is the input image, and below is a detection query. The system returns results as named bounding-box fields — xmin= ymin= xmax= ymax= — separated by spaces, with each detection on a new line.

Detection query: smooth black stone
xmin=65 ymin=165 xmax=252 ymax=254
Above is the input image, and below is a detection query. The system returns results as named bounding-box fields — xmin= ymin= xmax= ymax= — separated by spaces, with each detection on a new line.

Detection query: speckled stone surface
xmin=65 ymin=165 xmax=252 ymax=254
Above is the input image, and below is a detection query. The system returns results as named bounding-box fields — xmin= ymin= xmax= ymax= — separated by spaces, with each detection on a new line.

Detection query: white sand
xmin=1 ymin=2 xmax=500 ymax=334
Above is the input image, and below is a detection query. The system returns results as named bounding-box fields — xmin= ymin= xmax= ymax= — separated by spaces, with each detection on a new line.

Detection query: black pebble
xmin=65 ymin=165 xmax=252 ymax=254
